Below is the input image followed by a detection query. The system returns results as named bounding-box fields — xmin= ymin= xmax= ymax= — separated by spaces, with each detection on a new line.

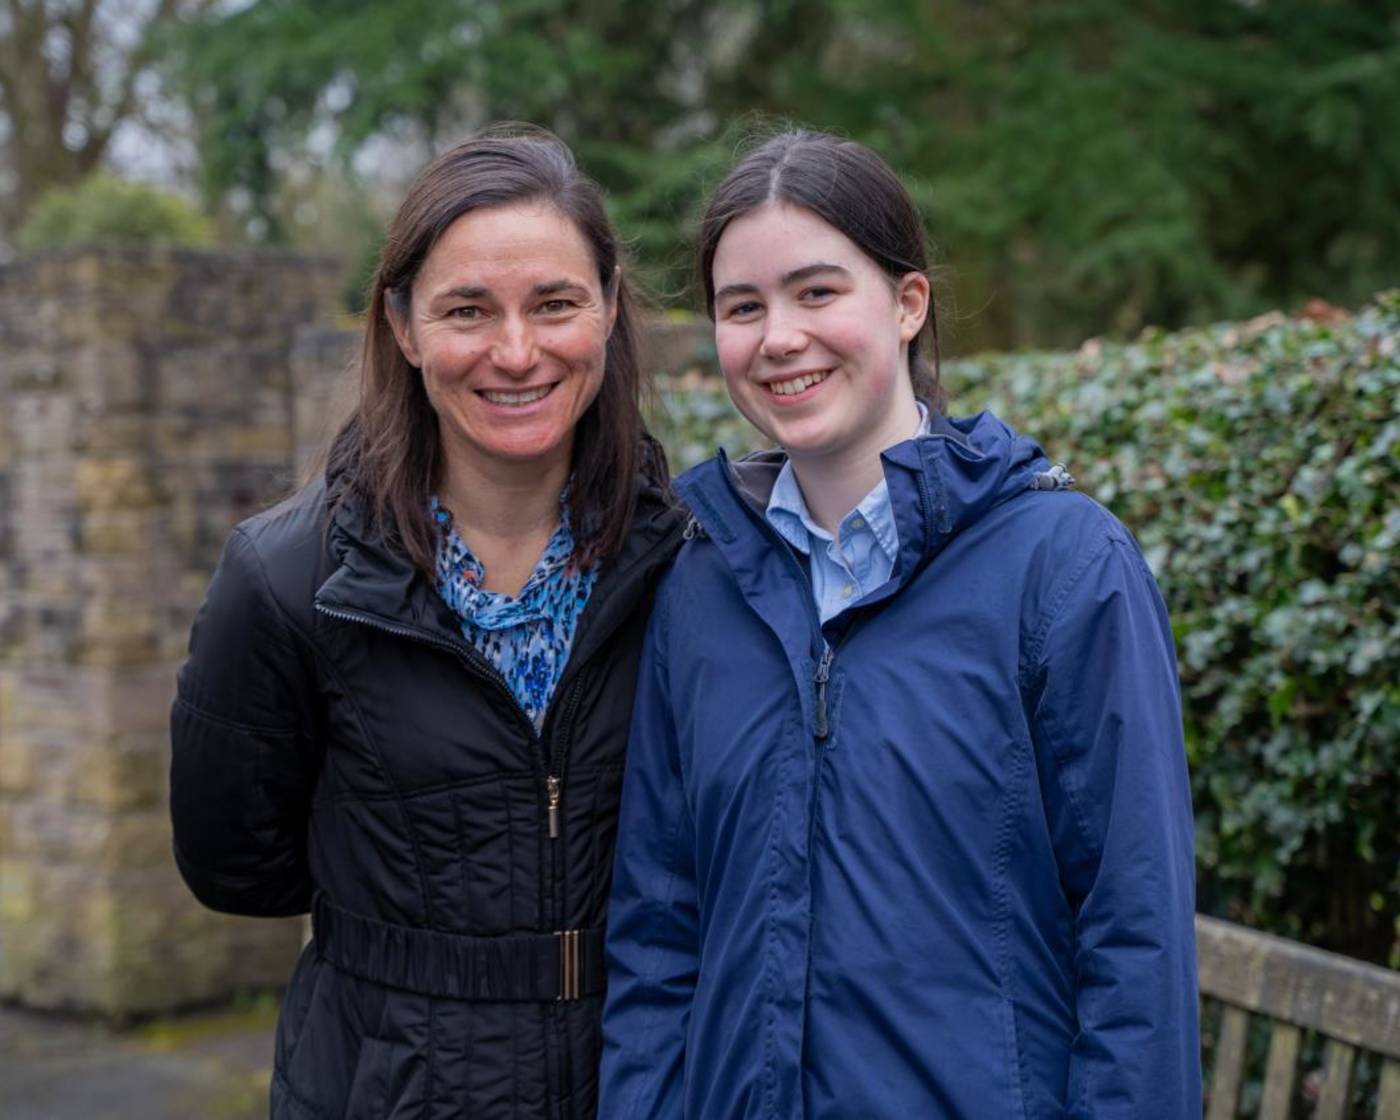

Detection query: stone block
xmin=225 ymin=425 xmax=293 ymax=459
xmin=97 ymin=809 xmax=175 ymax=871
xmin=103 ymin=664 xmax=178 ymax=737
xmin=0 ymin=734 xmax=38 ymax=795
xmin=74 ymin=457 xmax=160 ymax=512
xmin=70 ymin=412 xmax=148 ymax=455
xmin=1 ymin=669 xmax=96 ymax=739
xmin=1 ymin=799 xmax=91 ymax=862
xmin=77 ymin=508 xmax=162 ymax=554
xmin=70 ymin=735 xmax=166 ymax=811
xmin=10 ymin=391 xmax=76 ymax=456
xmin=70 ymin=344 xmax=148 ymax=413
xmin=0 ymin=857 xmax=38 ymax=996
xmin=10 ymin=865 xmax=117 ymax=1010
xmin=105 ymin=869 xmax=302 ymax=1014
xmin=78 ymin=597 xmax=159 ymax=667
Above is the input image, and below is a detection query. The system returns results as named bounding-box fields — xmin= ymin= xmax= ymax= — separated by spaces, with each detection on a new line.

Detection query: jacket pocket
xmin=345 ymin=1036 xmax=416 ymax=1120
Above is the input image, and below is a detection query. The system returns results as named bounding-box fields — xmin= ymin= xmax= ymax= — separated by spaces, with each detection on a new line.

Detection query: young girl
xmin=598 ymin=132 xmax=1201 ymax=1118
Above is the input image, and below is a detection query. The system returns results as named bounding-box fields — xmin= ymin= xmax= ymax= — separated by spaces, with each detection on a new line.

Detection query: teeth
xmin=768 ymin=370 xmax=830 ymax=397
xmin=482 ymin=385 xmax=552 ymax=406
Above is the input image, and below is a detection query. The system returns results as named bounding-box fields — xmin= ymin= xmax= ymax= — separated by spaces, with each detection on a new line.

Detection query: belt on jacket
xmin=311 ymin=892 xmax=605 ymax=1002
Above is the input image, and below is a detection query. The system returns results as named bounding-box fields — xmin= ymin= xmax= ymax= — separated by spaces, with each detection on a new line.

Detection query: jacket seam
xmin=315 ymin=637 xmax=442 ymax=930
xmin=1021 ymin=533 xmax=1118 ymax=868
xmin=332 ymin=766 xmax=541 ymax=804
xmin=172 ymin=693 xmax=302 ymax=738
xmin=272 ymin=1068 xmax=334 ymax=1120
xmin=231 ymin=525 xmax=327 ymax=670
xmin=992 ymin=731 xmax=1033 ymax=1119
xmin=1018 ymin=512 xmax=1118 ymax=684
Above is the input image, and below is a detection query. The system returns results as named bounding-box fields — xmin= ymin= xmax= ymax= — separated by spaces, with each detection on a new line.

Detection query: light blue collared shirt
xmin=766 ymin=404 xmax=933 ymax=624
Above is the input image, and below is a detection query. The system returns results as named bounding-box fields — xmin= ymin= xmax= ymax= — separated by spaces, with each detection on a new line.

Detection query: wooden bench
xmin=1199 ymin=915 xmax=1400 ymax=1119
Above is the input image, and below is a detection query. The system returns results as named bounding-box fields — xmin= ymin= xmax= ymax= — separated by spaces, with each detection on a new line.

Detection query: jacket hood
xmin=677 ymin=410 xmax=1056 ymax=576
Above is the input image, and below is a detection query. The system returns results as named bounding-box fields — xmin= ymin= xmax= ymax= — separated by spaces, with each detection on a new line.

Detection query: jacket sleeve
xmin=169 ymin=526 xmax=320 ymax=917
xmin=598 ymin=584 xmax=700 ymax=1119
xmin=1029 ymin=529 xmax=1202 ymax=1118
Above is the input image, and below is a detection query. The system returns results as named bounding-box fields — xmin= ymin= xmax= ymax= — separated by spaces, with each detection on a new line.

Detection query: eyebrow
xmin=435 ymin=279 xmax=588 ymax=302
xmin=713 ymin=262 xmax=851 ymax=304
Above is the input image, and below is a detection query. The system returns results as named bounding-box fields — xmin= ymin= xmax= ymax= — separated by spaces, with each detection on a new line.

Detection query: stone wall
xmin=0 ymin=246 xmax=339 ymax=1016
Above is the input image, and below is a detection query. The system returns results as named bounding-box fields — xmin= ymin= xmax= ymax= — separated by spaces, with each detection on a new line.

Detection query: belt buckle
xmin=556 ymin=929 xmax=581 ymax=1001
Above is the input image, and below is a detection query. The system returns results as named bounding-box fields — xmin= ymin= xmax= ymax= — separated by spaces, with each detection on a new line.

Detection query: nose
xmin=758 ymin=311 xmax=807 ymax=361
xmin=489 ymin=316 xmax=538 ymax=375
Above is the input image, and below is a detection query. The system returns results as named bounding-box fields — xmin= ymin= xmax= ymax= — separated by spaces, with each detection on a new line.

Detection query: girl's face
xmin=710 ymin=202 xmax=928 ymax=467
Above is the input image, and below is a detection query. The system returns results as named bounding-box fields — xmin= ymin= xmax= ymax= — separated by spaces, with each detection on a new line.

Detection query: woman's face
xmin=711 ymin=202 xmax=927 ymax=466
xmin=389 ymin=201 xmax=615 ymax=480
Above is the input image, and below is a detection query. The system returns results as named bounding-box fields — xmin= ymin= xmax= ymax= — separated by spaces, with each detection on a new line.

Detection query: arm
xmin=1029 ymin=530 xmax=1201 ymax=1118
xmin=169 ymin=526 xmax=320 ymax=917
xmin=598 ymin=585 xmax=700 ymax=1119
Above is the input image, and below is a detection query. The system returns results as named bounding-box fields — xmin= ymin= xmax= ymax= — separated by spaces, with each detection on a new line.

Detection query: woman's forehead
xmin=417 ymin=202 xmax=597 ymax=294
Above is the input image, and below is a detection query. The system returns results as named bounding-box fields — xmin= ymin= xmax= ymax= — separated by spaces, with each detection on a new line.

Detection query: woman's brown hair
xmin=696 ymin=130 xmax=948 ymax=412
xmin=328 ymin=124 xmax=665 ymax=573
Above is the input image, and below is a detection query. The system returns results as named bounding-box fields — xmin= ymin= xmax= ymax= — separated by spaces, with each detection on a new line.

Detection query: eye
xmin=447 ymin=305 xmax=485 ymax=321
xmin=723 ymin=300 xmax=763 ymax=320
xmin=538 ymin=298 xmax=578 ymax=314
xmin=800 ymin=285 xmax=838 ymax=302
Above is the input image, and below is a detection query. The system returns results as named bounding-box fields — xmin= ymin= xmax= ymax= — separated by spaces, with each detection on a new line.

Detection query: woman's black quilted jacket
xmin=170 ymin=477 xmax=682 ymax=1119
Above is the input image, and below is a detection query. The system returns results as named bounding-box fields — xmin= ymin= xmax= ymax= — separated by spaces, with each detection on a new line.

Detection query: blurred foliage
xmin=15 ymin=172 xmax=214 ymax=251
xmin=168 ymin=0 xmax=1400 ymax=349
xmin=650 ymin=294 xmax=1400 ymax=966
xmin=0 ymin=0 xmax=209 ymax=236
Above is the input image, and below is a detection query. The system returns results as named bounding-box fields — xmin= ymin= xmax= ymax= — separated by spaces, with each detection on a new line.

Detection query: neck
xmin=788 ymin=391 xmax=921 ymax=537
xmin=437 ymin=436 xmax=572 ymax=596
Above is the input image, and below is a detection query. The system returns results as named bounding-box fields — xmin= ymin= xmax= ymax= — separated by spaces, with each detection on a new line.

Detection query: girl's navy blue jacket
xmin=599 ymin=412 xmax=1201 ymax=1119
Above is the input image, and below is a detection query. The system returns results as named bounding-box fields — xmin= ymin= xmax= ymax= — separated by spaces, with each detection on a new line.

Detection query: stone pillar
xmin=0 ymin=246 xmax=339 ymax=1016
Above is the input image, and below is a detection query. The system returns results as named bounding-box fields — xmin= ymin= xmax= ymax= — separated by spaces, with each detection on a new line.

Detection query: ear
xmin=385 ymin=293 xmax=422 ymax=368
xmin=604 ymin=265 xmax=621 ymax=337
xmin=895 ymin=272 xmax=931 ymax=344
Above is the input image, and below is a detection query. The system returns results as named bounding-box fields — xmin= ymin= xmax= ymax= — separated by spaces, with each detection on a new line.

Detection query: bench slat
xmin=1314 ymin=1039 xmax=1356 ymax=1120
xmin=1257 ymin=1022 xmax=1300 ymax=1120
xmin=1207 ymin=1005 xmax=1251 ymax=1120
xmin=1197 ymin=916 xmax=1400 ymax=1061
xmin=1376 ymin=1058 xmax=1400 ymax=1120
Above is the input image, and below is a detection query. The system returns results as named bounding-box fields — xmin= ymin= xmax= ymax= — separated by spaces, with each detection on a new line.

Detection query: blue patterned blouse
xmin=432 ymin=493 xmax=599 ymax=731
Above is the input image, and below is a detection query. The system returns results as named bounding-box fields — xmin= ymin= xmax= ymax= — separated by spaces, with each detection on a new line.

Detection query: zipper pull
xmin=547 ymin=775 xmax=561 ymax=839
xmin=814 ymin=645 xmax=835 ymax=740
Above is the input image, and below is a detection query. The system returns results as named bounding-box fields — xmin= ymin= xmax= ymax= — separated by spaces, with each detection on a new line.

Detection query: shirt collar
xmin=765 ymin=402 xmax=933 ymax=557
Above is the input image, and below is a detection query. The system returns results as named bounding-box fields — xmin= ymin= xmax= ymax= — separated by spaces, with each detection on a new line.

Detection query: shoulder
xmin=217 ymin=479 xmax=333 ymax=635
xmin=985 ymin=485 xmax=1145 ymax=584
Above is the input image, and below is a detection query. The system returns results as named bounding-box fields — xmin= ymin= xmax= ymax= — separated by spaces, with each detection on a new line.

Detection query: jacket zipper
xmin=712 ymin=464 xmax=847 ymax=742
xmin=545 ymin=775 xmax=561 ymax=838
xmin=313 ymin=603 xmax=561 ymax=831
xmin=813 ymin=643 xmax=835 ymax=740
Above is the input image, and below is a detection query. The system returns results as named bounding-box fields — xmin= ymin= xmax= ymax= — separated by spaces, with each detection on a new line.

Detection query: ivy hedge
xmin=648 ymin=294 xmax=1400 ymax=966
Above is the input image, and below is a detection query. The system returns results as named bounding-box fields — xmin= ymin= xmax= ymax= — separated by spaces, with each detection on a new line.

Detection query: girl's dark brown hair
xmin=328 ymin=124 xmax=665 ymax=573
xmin=697 ymin=130 xmax=947 ymax=412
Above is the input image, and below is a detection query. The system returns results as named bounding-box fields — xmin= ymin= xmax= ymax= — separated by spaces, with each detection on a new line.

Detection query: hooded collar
xmin=680 ymin=410 xmax=1050 ymax=582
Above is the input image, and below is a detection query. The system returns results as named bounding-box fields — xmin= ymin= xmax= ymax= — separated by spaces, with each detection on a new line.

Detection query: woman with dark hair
xmin=599 ymin=130 xmax=1200 ymax=1118
xmin=170 ymin=126 xmax=681 ymax=1119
